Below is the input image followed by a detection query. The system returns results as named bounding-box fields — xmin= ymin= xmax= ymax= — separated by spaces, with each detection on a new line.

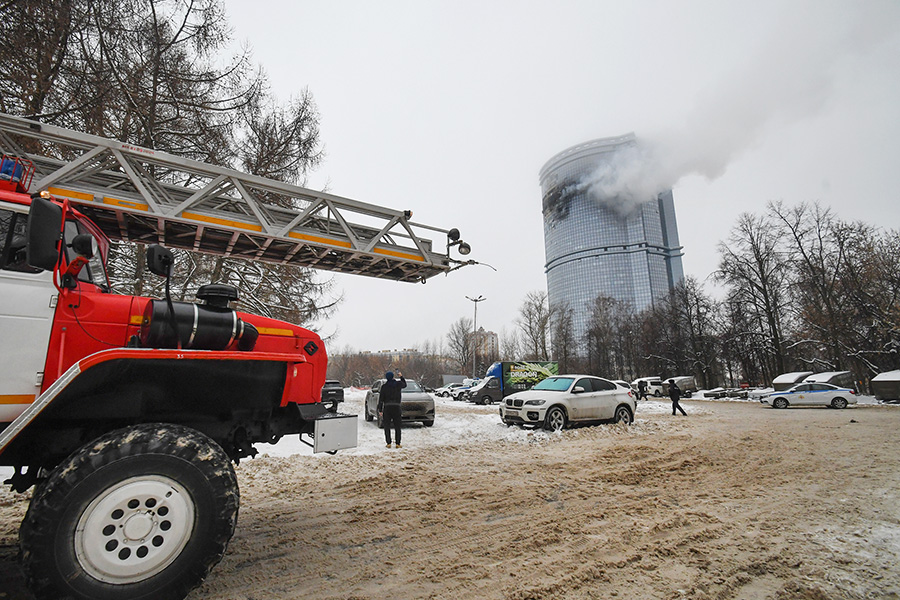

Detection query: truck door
xmin=0 ymin=205 xmax=57 ymax=423
xmin=486 ymin=376 xmax=501 ymax=402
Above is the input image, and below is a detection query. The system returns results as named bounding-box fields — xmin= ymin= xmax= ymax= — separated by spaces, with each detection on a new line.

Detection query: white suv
xmin=434 ymin=382 xmax=465 ymax=397
xmin=500 ymin=375 xmax=635 ymax=431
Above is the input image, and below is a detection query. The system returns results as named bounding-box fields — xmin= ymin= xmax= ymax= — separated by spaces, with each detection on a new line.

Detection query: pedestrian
xmin=668 ymin=379 xmax=687 ymax=416
xmin=637 ymin=379 xmax=648 ymax=401
xmin=378 ymin=370 xmax=406 ymax=448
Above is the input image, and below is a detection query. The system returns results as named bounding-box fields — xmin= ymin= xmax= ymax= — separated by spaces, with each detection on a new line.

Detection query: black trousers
xmin=672 ymin=399 xmax=687 ymax=415
xmin=383 ymin=404 xmax=402 ymax=444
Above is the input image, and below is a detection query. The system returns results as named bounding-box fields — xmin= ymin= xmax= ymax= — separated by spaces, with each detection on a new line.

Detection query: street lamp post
xmin=466 ymin=295 xmax=485 ymax=380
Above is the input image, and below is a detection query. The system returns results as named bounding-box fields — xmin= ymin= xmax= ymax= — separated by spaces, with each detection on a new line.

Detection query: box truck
xmin=465 ymin=361 xmax=558 ymax=405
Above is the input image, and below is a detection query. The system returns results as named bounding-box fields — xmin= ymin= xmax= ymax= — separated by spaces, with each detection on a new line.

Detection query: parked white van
xmin=631 ymin=377 xmax=664 ymax=397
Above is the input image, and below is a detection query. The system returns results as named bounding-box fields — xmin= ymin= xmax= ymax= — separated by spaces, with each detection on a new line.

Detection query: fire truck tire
xmin=19 ymin=423 xmax=239 ymax=600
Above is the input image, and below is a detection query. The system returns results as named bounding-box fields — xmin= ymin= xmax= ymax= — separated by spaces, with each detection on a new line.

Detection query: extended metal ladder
xmin=0 ymin=112 xmax=467 ymax=282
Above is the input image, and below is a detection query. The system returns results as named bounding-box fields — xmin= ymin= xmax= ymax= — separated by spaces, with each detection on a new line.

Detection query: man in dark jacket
xmin=668 ymin=379 xmax=687 ymax=416
xmin=378 ymin=371 xmax=406 ymax=448
xmin=637 ymin=379 xmax=648 ymax=401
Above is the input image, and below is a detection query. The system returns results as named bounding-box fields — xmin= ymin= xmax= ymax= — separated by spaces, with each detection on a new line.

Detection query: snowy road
xmin=2 ymin=391 xmax=897 ymax=600
xmin=256 ymin=388 xmax=704 ymax=458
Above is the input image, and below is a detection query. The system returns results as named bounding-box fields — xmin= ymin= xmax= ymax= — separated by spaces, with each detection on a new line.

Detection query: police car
xmin=762 ymin=382 xmax=857 ymax=409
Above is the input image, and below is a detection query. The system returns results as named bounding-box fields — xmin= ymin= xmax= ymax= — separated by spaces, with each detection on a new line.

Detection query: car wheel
xmin=614 ymin=405 xmax=633 ymax=425
xmin=653 ymin=390 xmax=661 ymax=397
xmin=422 ymin=419 xmax=434 ymax=427
xmin=481 ymin=395 xmax=493 ymax=406
xmin=831 ymin=397 xmax=848 ymax=409
xmin=773 ymin=397 xmax=789 ymax=409
xmin=20 ymin=424 xmax=238 ymax=600
xmin=365 ymin=406 xmax=373 ymax=421
xmin=543 ymin=406 xmax=567 ymax=432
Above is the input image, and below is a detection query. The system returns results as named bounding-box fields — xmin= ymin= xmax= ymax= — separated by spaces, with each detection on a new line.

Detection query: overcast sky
xmin=224 ymin=0 xmax=900 ymax=354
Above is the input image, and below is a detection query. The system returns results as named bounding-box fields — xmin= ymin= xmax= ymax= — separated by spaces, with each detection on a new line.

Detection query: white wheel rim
xmin=75 ymin=475 xmax=195 ymax=584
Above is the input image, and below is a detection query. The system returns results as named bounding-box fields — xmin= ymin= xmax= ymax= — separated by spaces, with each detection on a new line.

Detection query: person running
xmin=378 ymin=370 xmax=406 ymax=448
xmin=668 ymin=379 xmax=687 ymax=416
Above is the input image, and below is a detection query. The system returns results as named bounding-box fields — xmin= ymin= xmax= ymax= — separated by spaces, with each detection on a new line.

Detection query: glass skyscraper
xmin=539 ymin=135 xmax=684 ymax=345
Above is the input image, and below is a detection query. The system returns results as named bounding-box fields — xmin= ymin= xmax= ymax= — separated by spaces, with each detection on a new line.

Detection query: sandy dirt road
xmin=2 ymin=399 xmax=899 ymax=599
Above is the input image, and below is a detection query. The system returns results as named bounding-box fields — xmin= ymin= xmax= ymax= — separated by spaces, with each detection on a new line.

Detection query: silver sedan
xmin=762 ymin=383 xmax=857 ymax=409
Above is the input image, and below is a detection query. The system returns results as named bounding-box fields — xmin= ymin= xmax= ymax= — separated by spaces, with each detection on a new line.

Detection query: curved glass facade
xmin=539 ymin=135 xmax=684 ymax=346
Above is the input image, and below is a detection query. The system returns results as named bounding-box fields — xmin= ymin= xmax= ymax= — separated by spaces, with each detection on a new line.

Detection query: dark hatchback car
xmin=321 ymin=380 xmax=344 ymax=411
xmin=365 ymin=379 xmax=435 ymax=427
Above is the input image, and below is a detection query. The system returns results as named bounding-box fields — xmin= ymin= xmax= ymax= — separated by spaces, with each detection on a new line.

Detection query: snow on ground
xmin=0 ymin=388 xmax=887 ymax=482
xmin=259 ymin=388 xmax=710 ymax=459
xmin=258 ymin=387 xmax=886 ymax=460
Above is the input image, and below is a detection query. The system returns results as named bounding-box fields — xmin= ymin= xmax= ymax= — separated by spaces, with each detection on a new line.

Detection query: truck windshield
xmin=532 ymin=377 xmax=574 ymax=392
xmin=64 ymin=220 xmax=110 ymax=291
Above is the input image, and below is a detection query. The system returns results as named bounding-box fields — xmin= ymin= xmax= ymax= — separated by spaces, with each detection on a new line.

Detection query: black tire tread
xmin=20 ymin=423 xmax=239 ymax=600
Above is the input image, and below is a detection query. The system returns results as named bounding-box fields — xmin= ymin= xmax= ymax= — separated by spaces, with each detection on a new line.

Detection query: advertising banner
xmin=502 ymin=361 xmax=559 ymax=392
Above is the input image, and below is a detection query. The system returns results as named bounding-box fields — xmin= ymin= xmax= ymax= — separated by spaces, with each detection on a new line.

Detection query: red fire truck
xmin=0 ymin=113 xmax=471 ymax=599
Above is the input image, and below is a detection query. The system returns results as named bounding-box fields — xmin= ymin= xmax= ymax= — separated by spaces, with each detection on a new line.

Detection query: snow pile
xmin=258 ymin=391 xmax=705 ymax=459
xmin=0 ymin=388 xmax=887 ymax=483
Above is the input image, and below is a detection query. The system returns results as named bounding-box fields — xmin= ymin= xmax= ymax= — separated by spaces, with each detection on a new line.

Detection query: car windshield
xmin=402 ymin=381 xmax=423 ymax=392
xmin=532 ymin=377 xmax=574 ymax=392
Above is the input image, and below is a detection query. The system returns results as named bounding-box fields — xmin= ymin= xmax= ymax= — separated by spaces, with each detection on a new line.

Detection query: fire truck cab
xmin=0 ymin=157 xmax=353 ymax=600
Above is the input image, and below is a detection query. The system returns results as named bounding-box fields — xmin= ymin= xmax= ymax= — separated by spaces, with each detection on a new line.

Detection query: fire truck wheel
xmin=19 ymin=423 xmax=239 ymax=600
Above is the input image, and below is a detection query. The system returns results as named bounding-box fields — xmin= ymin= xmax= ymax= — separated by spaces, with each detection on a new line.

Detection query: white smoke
xmin=578 ymin=1 xmax=900 ymax=216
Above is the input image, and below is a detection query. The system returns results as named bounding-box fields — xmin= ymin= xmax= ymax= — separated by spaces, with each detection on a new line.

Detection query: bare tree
xmin=517 ymin=290 xmax=552 ymax=360
xmin=715 ymin=212 xmax=792 ymax=380
xmin=769 ymin=201 xmax=850 ymax=371
xmin=499 ymin=326 xmax=521 ymax=361
xmin=0 ymin=1 xmax=84 ymax=118
xmin=584 ymin=295 xmax=634 ymax=378
xmin=719 ymin=294 xmax=768 ymax=386
xmin=839 ymin=225 xmax=900 ymax=375
xmin=446 ymin=317 xmax=473 ymax=373
xmin=669 ymin=277 xmax=722 ymax=388
xmin=550 ymin=302 xmax=578 ymax=374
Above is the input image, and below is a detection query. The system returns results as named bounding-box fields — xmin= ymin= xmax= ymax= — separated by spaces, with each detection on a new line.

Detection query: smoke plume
xmin=577 ymin=1 xmax=900 ymax=216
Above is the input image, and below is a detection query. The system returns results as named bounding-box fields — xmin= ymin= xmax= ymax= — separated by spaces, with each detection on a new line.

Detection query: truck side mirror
xmin=147 ymin=244 xmax=174 ymax=277
xmin=26 ymin=196 xmax=63 ymax=271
